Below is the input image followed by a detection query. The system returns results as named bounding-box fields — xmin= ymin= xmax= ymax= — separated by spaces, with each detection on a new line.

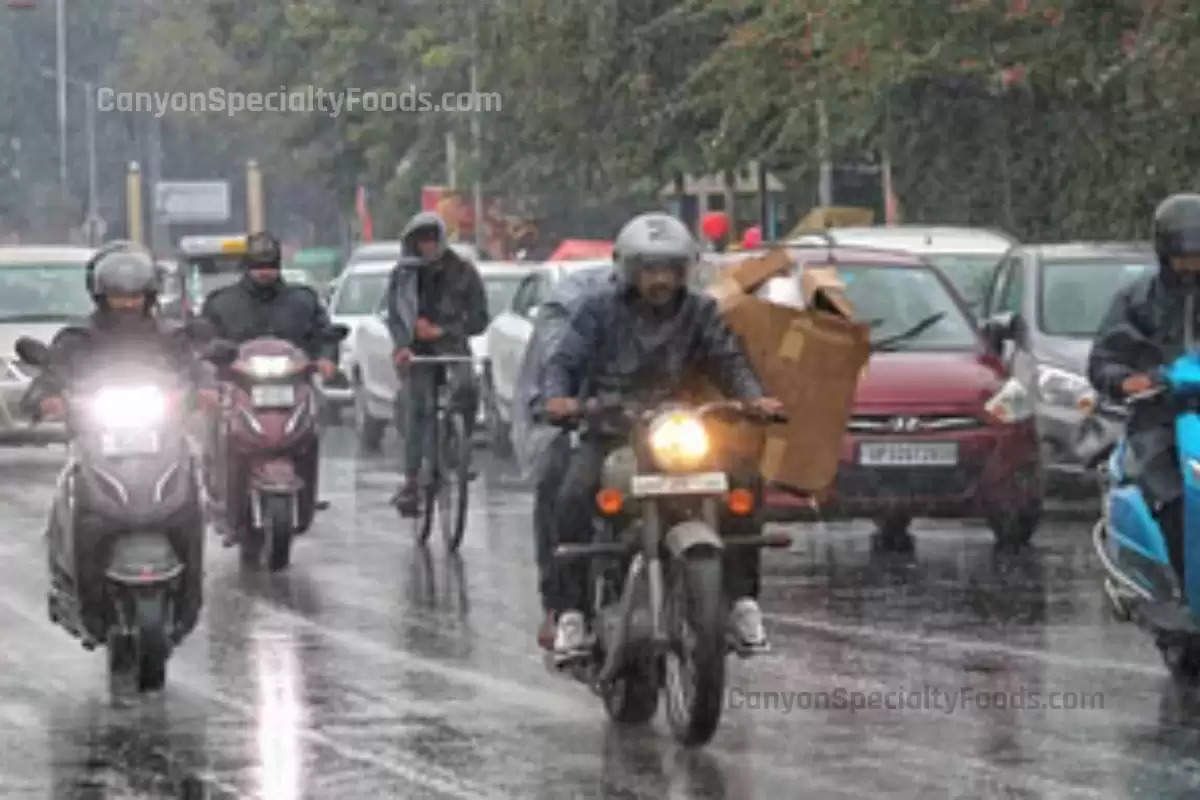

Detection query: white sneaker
xmin=729 ymin=597 xmax=769 ymax=654
xmin=553 ymin=610 xmax=589 ymax=663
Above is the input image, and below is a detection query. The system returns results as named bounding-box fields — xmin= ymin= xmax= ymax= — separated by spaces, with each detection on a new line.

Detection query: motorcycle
xmin=546 ymin=395 xmax=791 ymax=746
xmin=1091 ymin=344 xmax=1200 ymax=681
xmin=204 ymin=328 xmax=347 ymax=571
xmin=15 ymin=335 xmax=204 ymax=693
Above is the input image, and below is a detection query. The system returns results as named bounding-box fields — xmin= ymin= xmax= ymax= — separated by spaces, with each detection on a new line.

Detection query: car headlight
xmin=1036 ymin=365 xmax=1096 ymax=411
xmin=92 ymin=386 xmax=165 ymax=428
xmin=648 ymin=411 xmax=710 ymax=472
xmin=246 ymin=355 xmax=295 ymax=378
xmin=984 ymin=378 xmax=1034 ymax=424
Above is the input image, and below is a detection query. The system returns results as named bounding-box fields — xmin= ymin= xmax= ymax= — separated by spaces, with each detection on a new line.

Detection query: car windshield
xmin=484 ymin=273 xmax=526 ymax=319
xmin=334 ymin=271 xmax=391 ymax=315
xmin=0 ymin=263 xmax=93 ymax=322
xmin=839 ymin=264 xmax=977 ymax=351
xmin=186 ymin=254 xmax=245 ymax=304
xmin=1040 ymin=259 xmax=1156 ymax=337
xmin=925 ymin=254 xmax=1004 ymax=311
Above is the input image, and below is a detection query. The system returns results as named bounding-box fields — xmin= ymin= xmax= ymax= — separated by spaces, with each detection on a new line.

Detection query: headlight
xmin=92 ymin=386 xmax=165 ymax=428
xmin=984 ymin=378 xmax=1034 ymax=424
xmin=648 ymin=411 xmax=710 ymax=472
xmin=246 ymin=355 xmax=295 ymax=378
xmin=1037 ymin=365 xmax=1095 ymax=411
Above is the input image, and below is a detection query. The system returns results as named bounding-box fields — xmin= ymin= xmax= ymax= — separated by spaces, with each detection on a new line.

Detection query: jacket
xmin=200 ymin=275 xmax=338 ymax=361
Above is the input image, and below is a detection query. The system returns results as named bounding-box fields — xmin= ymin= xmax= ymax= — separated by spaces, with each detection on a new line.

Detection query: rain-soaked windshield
xmin=1040 ymin=260 xmax=1156 ymax=337
xmin=925 ymin=254 xmax=1005 ymax=311
xmin=840 ymin=264 xmax=976 ymax=351
xmin=0 ymin=264 xmax=92 ymax=322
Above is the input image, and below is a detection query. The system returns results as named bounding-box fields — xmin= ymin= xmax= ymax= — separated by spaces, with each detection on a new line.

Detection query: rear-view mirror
xmin=981 ymin=311 xmax=1024 ymax=352
xmin=15 ymin=337 xmax=49 ymax=367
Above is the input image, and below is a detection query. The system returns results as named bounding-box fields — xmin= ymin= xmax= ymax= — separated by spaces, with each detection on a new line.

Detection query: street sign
xmin=155 ymin=181 xmax=230 ymax=223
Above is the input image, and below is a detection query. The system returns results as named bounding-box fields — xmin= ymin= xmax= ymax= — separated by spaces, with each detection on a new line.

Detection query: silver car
xmin=0 ymin=245 xmax=96 ymax=442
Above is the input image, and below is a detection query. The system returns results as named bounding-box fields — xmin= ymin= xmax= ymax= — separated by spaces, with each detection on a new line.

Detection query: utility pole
xmin=246 ymin=159 xmax=264 ymax=232
xmin=147 ymin=116 xmax=168 ymax=251
xmin=55 ymin=0 xmax=66 ymax=201
xmin=469 ymin=2 xmax=484 ymax=252
xmin=84 ymin=80 xmax=96 ymax=233
xmin=446 ymin=131 xmax=457 ymax=189
xmin=125 ymin=161 xmax=143 ymax=244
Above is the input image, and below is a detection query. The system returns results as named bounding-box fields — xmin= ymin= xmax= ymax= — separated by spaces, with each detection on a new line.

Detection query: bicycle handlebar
xmin=406 ymin=355 xmax=490 ymax=365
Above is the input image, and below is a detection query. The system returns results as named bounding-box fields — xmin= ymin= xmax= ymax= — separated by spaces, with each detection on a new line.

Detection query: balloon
xmin=742 ymin=226 xmax=762 ymax=249
xmin=701 ymin=211 xmax=730 ymax=242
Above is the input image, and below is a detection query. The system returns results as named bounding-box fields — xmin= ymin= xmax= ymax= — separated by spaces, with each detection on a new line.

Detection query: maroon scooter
xmin=205 ymin=329 xmax=346 ymax=570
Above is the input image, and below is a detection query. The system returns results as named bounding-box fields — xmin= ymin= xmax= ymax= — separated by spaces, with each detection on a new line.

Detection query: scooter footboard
xmin=1108 ymin=486 xmax=1177 ymax=599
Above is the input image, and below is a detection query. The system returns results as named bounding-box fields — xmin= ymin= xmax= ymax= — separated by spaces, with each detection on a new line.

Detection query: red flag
xmin=355 ymin=185 xmax=373 ymax=242
xmin=883 ymin=153 xmax=900 ymax=225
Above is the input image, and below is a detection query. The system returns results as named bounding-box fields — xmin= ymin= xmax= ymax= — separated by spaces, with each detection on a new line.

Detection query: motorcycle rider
xmin=388 ymin=211 xmax=489 ymax=516
xmin=200 ymin=231 xmax=339 ymax=542
xmin=542 ymin=212 xmax=785 ymax=661
xmin=1088 ymin=193 xmax=1200 ymax=579
xmin=29 ymin=242 xmax=212 ymax=642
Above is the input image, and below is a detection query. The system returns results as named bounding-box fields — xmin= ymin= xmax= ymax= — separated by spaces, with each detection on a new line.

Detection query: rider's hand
xmin=315 ymin=359 xmax=337 ymax=380
xmin=39 ymin=396 xmax=65 ymax=420
xmin=1121 ymin=373 xmax=1156 ymax=396
xmin=546 ymin=397 xmax=580 ymax=421
xmin=393 ymin=347 xmax=414 ymax=367
xmin=414 ymin=317 xmax=442 ymax=342
xmin=753 ymin=397 xmax=786 ymax=417
xmin=196 ymin=388 xmax=220 ymax=411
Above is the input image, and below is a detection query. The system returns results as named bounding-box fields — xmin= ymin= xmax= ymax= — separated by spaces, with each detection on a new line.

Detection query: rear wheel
xmin=662 ymin=550 xmax=726 ymax=747
xmin=603 ymin=659 xmax=660 ymax=724
xmin=441 ymin=413 xmax=471 ymax=552
xmin=265 ymin=495 xmax=294 ymax=571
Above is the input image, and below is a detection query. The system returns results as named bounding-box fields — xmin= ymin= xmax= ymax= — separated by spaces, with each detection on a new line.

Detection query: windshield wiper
xmin=871 ymin=312 xmax=947 ymax=352
xmin=0 ymin=313 xmax=73 ymax=323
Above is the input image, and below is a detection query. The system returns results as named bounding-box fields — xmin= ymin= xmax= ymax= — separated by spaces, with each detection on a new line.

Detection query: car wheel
xmin=989 ymin=508 xmax=1040 ymax=552
xmin=354 ymin=379 xmax=386 ymax=453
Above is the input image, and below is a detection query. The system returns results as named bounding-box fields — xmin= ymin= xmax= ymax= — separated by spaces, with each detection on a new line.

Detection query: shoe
xmin=315 ymin=500 xmax=330 ymax=511
xmin=553 ymin=610 xmax=589 ymax=665
xmin=537 ymin=611 xmax=556 ymax=651
xmin=392 ymin=483 xmax=419 ymax=517
xmin=729 ymin=597 xmax=770 ymax=655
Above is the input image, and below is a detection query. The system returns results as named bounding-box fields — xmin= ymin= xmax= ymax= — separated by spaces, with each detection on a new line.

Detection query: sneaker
xmin=729 ymin=597 xmax=769 ymax=655
xmin=553 ymin=610 xmax=589 ymax=664
xmin=391 ymin=481 xmax=419 ymax=517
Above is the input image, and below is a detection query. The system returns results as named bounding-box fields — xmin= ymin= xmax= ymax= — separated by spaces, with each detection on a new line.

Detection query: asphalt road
xmin=0 ymin=427 xmax=1198 ymax=799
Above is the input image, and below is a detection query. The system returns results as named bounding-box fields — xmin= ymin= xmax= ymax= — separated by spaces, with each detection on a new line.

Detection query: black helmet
xmin=1153 ymin=194 xmax=1200 ymax=270
xmin=91 ymin=244 xmax=159 ymax=308
xmin=245 ymin=231 xmax=282 ymax=270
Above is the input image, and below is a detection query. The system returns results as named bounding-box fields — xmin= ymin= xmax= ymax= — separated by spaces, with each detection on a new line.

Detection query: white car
xmin=0 ymin=245 xmax=97 ymax=442
xmin=351 ymin=260 xmax=532 ymax=451
xmin=322 ymin=258 xmax=396 ymax=418
xmin=791 ymin=225 xmax=1015 ymax=315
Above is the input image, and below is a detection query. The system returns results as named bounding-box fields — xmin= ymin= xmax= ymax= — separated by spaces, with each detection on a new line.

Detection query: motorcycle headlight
xmin=648 ymin=411 xmax=710 ymax=472
xmin=984 ymin=378 xmax=1034 ymax=424
xmin=1036 ymin=365 xmax=1096 ymax=411
xmin=92 ymin=386 xmax=166 ymax=428
xmin=246 ymin=355 xmax=295 ymax=378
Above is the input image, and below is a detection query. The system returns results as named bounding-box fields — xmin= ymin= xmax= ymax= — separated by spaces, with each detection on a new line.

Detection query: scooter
xmin=16 ymin=335 xmax=204 ymax=694
xmin=205 ymin=329 xmax=347 ymax=571
xmin=1092 ymin=345 xmax=1200 ymax=681
xmin=546 ymin=395 xmax=791 ymax=746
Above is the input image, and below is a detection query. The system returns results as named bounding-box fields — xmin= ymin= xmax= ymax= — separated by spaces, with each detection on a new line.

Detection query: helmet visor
xmin=1160 ymin=227 xmax=1200 ymax=260
xmin=626 ymin=254 xmax=691 ymax=276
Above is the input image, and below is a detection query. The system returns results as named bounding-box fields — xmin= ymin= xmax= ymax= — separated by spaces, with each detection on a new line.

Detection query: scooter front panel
xmin=1176 ymin=412 xmax=1200 ymax=617
xmin=1168 ymin=353 xmax=1200 ymax=396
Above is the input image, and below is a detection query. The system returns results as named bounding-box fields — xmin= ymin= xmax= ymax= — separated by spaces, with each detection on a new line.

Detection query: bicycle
xmin=405 ymin=355 xmax=485 ymax=551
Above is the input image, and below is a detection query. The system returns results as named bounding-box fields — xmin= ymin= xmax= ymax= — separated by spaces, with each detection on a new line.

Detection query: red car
xmin=767 ymin=245 xmax=1042 ymax=549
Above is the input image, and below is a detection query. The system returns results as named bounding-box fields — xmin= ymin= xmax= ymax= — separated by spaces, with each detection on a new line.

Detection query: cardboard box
xmin=694 ymin=247 xmax=870 ymax=492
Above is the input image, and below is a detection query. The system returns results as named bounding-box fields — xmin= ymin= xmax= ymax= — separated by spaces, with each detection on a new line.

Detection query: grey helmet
xmin=92 ymin=245 xmax=160 ymax=306
xmin=612 ymin=212 xmax=698 ymax=285
xmin=401 ymin=211 xmax=448 ymax=265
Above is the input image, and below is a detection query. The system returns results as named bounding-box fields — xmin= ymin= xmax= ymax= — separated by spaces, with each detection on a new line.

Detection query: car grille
xmin=835 ymin=463 xmax=978 ymax=499
xmin=847 ymin=414 xmax=981 ymax=433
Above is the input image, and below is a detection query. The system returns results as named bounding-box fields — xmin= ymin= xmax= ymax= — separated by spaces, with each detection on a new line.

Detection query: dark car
xmin=979 ymin=242 xmax=1157 ymax=496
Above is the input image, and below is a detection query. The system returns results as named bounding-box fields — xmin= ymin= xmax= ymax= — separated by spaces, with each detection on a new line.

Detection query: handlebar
xmin=406 ymin=355 xmax=490 ymax=365
xmin=535 ymin=397 xmax=788 ymax=428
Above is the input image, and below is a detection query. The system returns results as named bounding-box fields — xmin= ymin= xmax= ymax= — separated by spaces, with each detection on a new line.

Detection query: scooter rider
xmin=388 ymin=211 xmax=489 ymax=516
xmin=29 ymin=242 xmax=212 ymax=641
xmin=200 ymin=231 xmax=339 ymax=543
xmin=1089 ymin=193 xmax=1200 ymax=579
xmin=542 ymin=212 xmax=785 ymax=661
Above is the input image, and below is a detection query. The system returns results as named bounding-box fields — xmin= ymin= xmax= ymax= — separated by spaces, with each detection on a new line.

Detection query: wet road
xmin=1 ymin=429 xmax=1200 ymax=798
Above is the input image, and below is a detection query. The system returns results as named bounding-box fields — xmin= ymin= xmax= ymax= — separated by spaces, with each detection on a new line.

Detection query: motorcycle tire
xmin=662 ymin=550 xmax=726 ymax=747
xmin=1160 ymin=638 xmax=1200 ymax=684
xmin=134 ymin=592 xmax=168 ymax=692
xmin=415 ymin=472 xmax=436 ymax=546
xmin=603 ymin=659 xmax=660 ymax=724
xmin=442 ymin=413 xmax=470 ymax=553
xmin=265 ymin=495 xmax=294 ymax=572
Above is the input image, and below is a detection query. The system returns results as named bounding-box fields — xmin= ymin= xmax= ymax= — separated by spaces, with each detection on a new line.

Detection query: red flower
xmin=1001 ymin=65 xmax=1027 ymax=86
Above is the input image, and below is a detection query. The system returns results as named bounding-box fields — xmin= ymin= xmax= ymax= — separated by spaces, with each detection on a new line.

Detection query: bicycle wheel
xmin=414 ymin=450 xmax=437 ymax=546
xmin=441 ymin=412 xmax=471 ymax=552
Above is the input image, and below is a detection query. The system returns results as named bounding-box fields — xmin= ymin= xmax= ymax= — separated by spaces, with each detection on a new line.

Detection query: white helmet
xmin=612 ymin=213 xmax=698 ymax=285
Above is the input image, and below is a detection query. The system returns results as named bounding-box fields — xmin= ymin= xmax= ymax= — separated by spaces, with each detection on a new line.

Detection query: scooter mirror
xmin=15 ymin=336 xmax=49 ymax=367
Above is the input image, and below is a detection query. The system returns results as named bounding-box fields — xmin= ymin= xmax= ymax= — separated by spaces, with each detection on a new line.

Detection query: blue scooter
xmin=1094 ymin=349 xmax=1200 ymax=680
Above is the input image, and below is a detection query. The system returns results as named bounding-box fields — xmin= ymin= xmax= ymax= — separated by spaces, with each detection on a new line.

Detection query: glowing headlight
xmin=1036 ymin=365 xmax=1095 ymax=411
xmin=648 ymin=411 xmax=710 ymax=471
xmin=92 ymin=386 xmax=166 ymax=428
xmin=247 ymin=355 xmax=294 ymax=378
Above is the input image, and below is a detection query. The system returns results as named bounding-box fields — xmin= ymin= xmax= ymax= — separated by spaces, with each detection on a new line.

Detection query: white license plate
xmin=631 ymin=472 xmax=729 ymax=497
xmin=251 ymin=384 xmax=295 ymax=407
xmin=859 ymin=441 xmax=958 ymax=466
xmin=100 ymin=429 xmax=160 ymax=456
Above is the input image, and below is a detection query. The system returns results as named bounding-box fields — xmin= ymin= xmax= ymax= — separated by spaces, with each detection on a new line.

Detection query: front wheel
xmin=603 ymin=659 xmax=660 ymax=725
xmin=662 ymin=550 xmax=726 ymax=747
xmin=265 ymin=494 xmax=294 ymax=571
xmin=441 ymin=413 xmax=471 ymax=552
xmin=108 ymin=591 xmax=169 ymax=694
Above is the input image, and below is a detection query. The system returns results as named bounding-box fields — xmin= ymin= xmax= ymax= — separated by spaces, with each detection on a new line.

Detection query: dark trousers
xmin=534 ymin=435 xmax=572 ymax=611
xmin=404 ymin=364 xmax=479 ymax=478
xmin=550 ymin=438 xmax=762 ymax=615
xmin=1125 ymin=426 xmax=1185 ymax=576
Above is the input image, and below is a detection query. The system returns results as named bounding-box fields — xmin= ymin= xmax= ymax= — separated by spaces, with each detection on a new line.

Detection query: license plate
xmin=251 ymin=384 xmax=295 ymax=408
xmin=859 ymin=441 xmax=958 ymax=466
xmin=631 ymin=472 xmax=729 ymax=497
xmin=100 ymin=429 xmax=160 ymax=456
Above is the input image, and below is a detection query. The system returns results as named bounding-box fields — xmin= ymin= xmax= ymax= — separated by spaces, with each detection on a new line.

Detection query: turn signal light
xmin=596 ymin=488 xmax=624 ymax=515
xmin=727 ymin=488 xmax=755 ymax=516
